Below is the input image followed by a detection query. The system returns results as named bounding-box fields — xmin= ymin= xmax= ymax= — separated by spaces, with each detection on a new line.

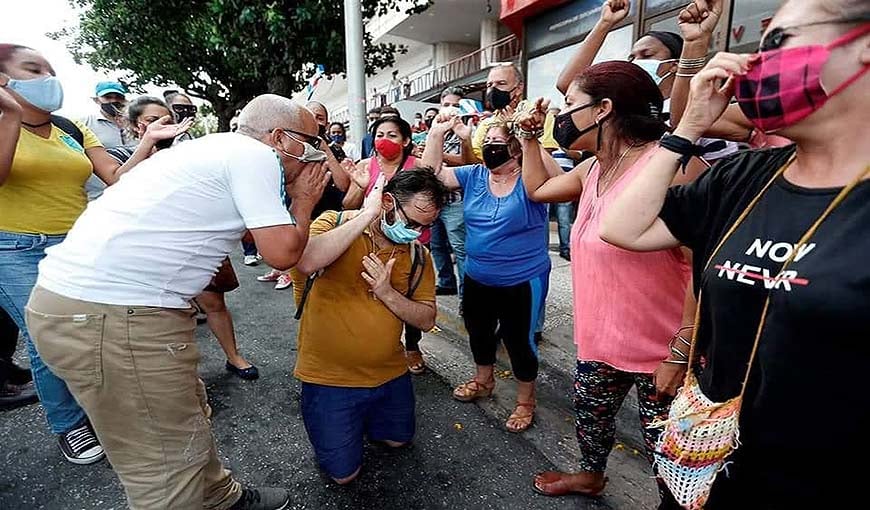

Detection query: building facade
xmin=503 ymin=0 xmax=781 ymax=107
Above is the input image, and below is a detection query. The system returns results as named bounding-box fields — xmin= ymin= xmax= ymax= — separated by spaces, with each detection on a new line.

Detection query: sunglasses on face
xmin=282 ymin=129 xmax=323 ymax=149
xmin=759 ymin=16 xmax=870 ymax=52
xmin=394 ymin=199 xmax=433 ymax=231
xmin=172 ymin=104 xmax=198 ymax=115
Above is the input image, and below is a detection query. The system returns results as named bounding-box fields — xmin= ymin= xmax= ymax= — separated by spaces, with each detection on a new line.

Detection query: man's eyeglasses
xmin=394 ymin=199 xmax=433 ymax=231
xmin=282 ymin=129 xmax=322 ymax=149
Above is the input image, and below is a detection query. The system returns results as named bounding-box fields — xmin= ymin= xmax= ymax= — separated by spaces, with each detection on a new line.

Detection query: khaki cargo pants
xmin=26 ymin=285 xmax=242 ymax=509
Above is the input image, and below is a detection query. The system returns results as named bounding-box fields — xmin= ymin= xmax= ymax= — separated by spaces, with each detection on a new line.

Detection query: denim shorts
xmin=300 ymin=373 xmax=415 ymax=479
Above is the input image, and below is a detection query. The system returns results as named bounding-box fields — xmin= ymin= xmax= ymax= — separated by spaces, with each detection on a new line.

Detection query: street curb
xmin=420 ymin=303 xmax=662 ymax=509
xmin=433 ymin=302 xmax=646 ymax=451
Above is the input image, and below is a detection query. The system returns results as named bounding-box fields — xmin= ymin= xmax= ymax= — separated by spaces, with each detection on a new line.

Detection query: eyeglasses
xmin=281 ymin=129 xmax=322 ymax=149
xmin=759 ymin=15 xmax=870 ymax=52
xmin=172 ymin=104 xmax=198 ymax=115
xmin=394 ymin=199 xmax=433 ymax=231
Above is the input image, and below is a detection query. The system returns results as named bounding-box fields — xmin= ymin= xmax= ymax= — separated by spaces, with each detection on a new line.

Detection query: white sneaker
xmin=244 ymin=255 xmax=260 ymax=266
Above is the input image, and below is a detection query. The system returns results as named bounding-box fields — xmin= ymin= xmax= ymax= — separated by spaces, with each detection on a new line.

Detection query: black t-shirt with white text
xmin=659 ymin=146 xmax=870 ymax=508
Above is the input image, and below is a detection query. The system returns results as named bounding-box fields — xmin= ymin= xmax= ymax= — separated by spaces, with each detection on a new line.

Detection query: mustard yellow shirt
xmin=471 ymin=100 xmax=559 ymax=162
xmin=293 ymin=211 xmax=436 ymax=388
xmin=0 ymin=122 xmax=102 ymax=234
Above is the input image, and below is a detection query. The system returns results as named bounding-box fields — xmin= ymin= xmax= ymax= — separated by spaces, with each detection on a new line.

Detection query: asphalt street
xmin=0 ymin=257 xmax=609 ymax=510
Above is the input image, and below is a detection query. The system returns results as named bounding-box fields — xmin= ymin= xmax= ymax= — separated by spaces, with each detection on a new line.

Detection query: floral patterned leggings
xmin=574 ymin=360 xmax=680 ymax=508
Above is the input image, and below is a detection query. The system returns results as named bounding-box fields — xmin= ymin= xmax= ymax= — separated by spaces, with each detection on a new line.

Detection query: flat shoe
xmin=226 ymin=361 xmax=260 ymax=380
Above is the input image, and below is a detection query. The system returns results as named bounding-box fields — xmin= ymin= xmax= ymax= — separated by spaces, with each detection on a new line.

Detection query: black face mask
xmin=485 ymin=86 xmax=515 ymax=111
xmin=172 ymin=104 xmax=197 ymax=122
xmin=100 ymin=101 xmax=124 ymax=118
xmin=553 ymin=102 xmax=599 ymax=150
xmin=424 ymin=117 xmax=434 ymax=128
xmin=482 ymin=143 xmax=513 ymax=169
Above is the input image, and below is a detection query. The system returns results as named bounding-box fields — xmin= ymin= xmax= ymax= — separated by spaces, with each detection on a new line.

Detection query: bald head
xmin=237 ymin=94 xmax=317 ymax=139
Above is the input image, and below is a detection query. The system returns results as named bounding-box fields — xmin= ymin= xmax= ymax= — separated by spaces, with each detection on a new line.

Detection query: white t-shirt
xmin=38 ymin=133 xmax=293 ymax=308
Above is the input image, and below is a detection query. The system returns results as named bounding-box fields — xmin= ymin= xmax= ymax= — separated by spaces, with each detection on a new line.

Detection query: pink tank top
xmin=364 ymin=155 xmax=430 ymax=243
xmin=364 ymin=155 xmax=418 ymax=195
xmin=571 ymin=147 xmax=691 ymax=373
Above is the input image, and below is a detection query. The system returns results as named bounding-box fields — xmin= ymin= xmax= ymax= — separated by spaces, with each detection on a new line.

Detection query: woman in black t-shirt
xmin=600 ymin=0 xmax=869 ymax=508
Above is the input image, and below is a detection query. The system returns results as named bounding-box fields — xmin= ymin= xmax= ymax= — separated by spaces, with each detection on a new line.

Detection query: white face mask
xmin=632 ymin=59 xmax=676 ymax=86
xmin=280 ymin=130 xmax=327 ymax=162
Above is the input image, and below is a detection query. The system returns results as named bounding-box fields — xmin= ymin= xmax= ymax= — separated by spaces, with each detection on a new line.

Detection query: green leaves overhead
xmin=54 ymin=0 xmax=432 ymax=129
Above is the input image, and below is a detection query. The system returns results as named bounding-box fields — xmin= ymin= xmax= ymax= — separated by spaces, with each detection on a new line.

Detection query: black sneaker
xmin=0 ymin=380 xmax=38 ymax=410
xmin=230 ymin=487 xmax=290 ymax=510
xmin=58 ymin=421 xmax=105 ymax=465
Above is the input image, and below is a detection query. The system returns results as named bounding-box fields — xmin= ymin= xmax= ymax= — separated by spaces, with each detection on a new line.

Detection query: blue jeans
xmin=0 ymin=231 xmax=86 ymax=433
xmin=301 ymin=373 xmax=415 ymax=479
xmin=429 ymin=199 xmax=466 ymax=296
xmin=551 ymin=202 xmax=575 ymax=256
xmin=241 ymin=240 xmax=257 ymax=257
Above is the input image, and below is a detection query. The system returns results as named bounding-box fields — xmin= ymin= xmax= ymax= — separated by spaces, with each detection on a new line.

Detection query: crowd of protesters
xmin=1 ymin=0 xmax=868 ymax=508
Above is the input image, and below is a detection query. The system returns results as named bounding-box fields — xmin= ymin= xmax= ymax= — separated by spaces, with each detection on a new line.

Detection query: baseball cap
xmin=95 ymin=81 xmax=127 ymax=97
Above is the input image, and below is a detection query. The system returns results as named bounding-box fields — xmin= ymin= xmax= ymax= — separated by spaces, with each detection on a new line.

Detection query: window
xmin=728 ymin=0 xmax=780 ymax=53
xmin=527 ymin=25 xmax=634 ymax=108
xmin=642 ymin=0 xmax=686 ymax=16
xmin=526 ymin=0 xmax=637 ymax=56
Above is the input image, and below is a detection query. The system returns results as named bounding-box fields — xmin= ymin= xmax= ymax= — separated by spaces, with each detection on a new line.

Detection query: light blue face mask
xmin=381 ymin=198 xmax=421 ymax=244
xmin=632 ymin=59 xmax=676 ymax=86
xmin=7 ymin=75 xmax=64 ymax=112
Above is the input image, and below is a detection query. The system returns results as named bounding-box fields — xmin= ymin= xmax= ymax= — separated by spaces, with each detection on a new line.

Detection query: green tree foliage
xmin=54 ymin=0 xmax=432 ymax=130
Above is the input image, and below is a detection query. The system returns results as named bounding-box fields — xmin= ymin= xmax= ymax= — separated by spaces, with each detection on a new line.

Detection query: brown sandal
xmin=453 ymin=378 xmax=495 ymax=402
xmin=506 ymin=401 xmax=535 ymax=433
xmin=406 ymin=351 xmax=426 ymax=375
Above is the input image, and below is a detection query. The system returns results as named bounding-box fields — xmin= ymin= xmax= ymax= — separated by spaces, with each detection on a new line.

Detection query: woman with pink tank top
xmin=516 ymin=61 xmax=697 ymax=509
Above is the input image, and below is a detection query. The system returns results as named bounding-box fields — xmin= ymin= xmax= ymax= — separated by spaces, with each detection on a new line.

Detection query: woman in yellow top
xmin=0 ymin=44 xmax=183 ymax=465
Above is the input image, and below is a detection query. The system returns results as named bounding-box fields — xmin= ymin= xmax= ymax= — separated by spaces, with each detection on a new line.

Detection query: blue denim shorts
xmin=300 ymin=373 xmax=416 ymax=479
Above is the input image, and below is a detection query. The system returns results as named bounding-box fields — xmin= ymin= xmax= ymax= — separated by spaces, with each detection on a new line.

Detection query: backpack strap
xmin=50 ymin=115 xmax=85 ymax=147
xmin=294 ymin=212 xmax=344 ymax=320
xmin=405 ymin=242 xmax=427 ymax=298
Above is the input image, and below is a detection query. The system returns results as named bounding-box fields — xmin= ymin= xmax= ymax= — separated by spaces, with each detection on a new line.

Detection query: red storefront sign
xmin=500 ymin=0 xmax=571 ymax=34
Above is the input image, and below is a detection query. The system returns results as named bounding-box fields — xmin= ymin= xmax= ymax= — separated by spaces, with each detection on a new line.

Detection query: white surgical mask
xmin=632 ymin=59 xmax=676 ymax=86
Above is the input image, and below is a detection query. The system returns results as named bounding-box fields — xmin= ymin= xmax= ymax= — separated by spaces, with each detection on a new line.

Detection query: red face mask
xmin=375 ymin=138 xmax=403 ymax=159
xmin=734 ymin=23 xmax=870 ymax=134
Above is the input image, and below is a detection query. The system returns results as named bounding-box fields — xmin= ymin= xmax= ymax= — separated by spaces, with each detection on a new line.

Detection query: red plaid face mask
xmin=735 ymin=24 xmax=870 ymax=134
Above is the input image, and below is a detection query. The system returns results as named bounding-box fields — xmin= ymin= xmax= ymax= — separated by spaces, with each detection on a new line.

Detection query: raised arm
xmin=555 ymin=0 xmax=630 ymax=94
xmin=295 ymin=175 xmax=385 ymax=276
xmin=89 ymin=115 xmax=193 ymax=186
xmin=0 ymin=80 xmax=22 ymax=186
xmin=516 ymin=98 xmax=585 ymax=203
xmin=322 ymin=138 xmax=351 ymax=192
xmin=252 ymin=161 xmax=330 ymax=270
xmin=600 ymin=52 xmax=751 ymax=251
xmin=421 ymin=116 xmax=461 ymax=190
xmin=669 ymin=0 xmax=754 ymax=142
xmin=342 ymin=160 xmax=370 ymax=209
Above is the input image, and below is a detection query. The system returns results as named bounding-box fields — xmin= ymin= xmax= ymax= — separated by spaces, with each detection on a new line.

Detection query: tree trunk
xmin=211 ymin=100 xmax=234 ymax=133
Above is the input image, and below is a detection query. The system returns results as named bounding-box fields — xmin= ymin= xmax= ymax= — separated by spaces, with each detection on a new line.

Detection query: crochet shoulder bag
xmin=651 ymin=159 xmax=870 ymax=509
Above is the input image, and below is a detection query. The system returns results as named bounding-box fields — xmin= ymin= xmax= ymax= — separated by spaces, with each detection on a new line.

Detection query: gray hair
xmin=237 ymin=94 xmax=306 ymax=137
xmin=489 ymin=62 xmax=524 ymax=85
xmin=440 ymin=86 xmax=464 ymax=100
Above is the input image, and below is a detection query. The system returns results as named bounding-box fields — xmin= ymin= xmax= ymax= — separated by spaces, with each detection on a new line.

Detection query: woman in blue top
xmin=423 ymin=116 xmax=557 ymax=432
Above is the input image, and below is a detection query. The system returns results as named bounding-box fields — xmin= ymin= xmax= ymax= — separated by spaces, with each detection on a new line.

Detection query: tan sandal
xmin=506 ymin=401 xmax=535 ymax=433
xmin=406 ymin=351 xmax=426 ymax=375
xmin=452 ymin=378 xmax=495 ymax=402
